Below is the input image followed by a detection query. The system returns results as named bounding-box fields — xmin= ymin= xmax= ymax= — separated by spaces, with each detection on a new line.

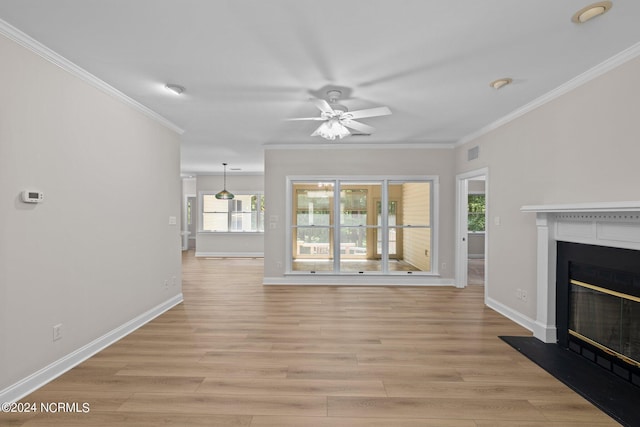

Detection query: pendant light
xmin=215 ymin=162 xmax=234 ymax=200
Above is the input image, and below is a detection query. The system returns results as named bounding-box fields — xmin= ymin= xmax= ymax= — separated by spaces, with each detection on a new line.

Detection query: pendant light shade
xmin=215 ymin=162 xmax=234 ymax=200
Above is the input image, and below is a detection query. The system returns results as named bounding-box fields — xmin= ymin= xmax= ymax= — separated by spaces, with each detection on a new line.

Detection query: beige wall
xmin=264 ymin=146 xmax=455 ymax=282
xmin=455 ymin=55 xmax=640 ymax=323
xmin=0 ymin=34 xmax=182 ymax=396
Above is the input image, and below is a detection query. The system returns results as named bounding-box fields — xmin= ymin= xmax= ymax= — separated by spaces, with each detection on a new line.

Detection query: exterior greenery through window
xmin=202 ymin=193 xmax=264 ymax=232
xmin=468 ymin=194 xmax=485 ymax=232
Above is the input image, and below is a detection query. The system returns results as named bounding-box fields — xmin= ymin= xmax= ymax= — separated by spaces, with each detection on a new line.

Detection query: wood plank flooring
xmin=4 ymin=252 xmax=619 ymax=426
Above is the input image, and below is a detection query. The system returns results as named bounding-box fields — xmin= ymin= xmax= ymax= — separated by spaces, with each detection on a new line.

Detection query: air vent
xmin=468 ymin=146 xmax=479 ymax=161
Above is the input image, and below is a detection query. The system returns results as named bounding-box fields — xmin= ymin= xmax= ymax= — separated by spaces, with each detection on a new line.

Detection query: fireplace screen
xmin=569 ymin=279 xmax=640 ymax=367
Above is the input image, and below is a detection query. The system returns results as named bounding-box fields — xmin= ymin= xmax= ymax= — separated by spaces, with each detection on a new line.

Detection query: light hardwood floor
xmin=5 ymin=252 xmax=618 ymax=426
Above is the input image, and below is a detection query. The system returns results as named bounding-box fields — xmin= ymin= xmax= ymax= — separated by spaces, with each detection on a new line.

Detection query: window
xmin=201 ymin=193 xmax=264 ymax=232
xmin=289 ymin=178 xmax=436 ymax=274
xmin=468 ymin=194 xmax=485 ymax=232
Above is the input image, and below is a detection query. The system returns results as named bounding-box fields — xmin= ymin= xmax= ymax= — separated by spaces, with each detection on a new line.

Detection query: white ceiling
xmin=1 ymin=1 xmax=639 ymax=175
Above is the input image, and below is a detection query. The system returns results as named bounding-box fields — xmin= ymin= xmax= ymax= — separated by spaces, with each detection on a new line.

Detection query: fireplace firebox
xmin=557 ymin=241 xmax=640 ymax=386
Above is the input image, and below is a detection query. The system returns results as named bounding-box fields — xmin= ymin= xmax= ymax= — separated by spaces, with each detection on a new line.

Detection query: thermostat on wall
xmin=21 ymin=190 xmax=44 ymax=203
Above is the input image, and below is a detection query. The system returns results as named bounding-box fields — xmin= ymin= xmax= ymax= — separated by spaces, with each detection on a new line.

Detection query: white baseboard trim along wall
xmin=195 ymin=252 xmax=264 ymax=258
xmin=0 ymin=294 xmax=183 ymax=404
xmin=263 ymin=276 xmax=457 ymax=286
xmin=486 ymin=296 xmax=535 ymax=334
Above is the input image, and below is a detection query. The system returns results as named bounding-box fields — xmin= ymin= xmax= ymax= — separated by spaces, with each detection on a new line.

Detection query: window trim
xmin=199 ymin=191 xmax=265 ymax=233
xmin=286 ymin=175 xmax=439 ymax=276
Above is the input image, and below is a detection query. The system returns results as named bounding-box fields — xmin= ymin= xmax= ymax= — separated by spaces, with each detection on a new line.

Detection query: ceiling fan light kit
xmin=572 ymin=1 xmax=612 ymax=23
xmin=312 ymin=119 xmax=351 ymax=140
xmin=290 ymin=89 xmax=392 ymax=141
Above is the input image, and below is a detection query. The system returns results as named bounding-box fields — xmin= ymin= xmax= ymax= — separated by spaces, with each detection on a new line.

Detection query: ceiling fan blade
xmin=312 ymin=98 xmax=335 ymax=114
xmin=286 ymin=117 xmax=326 ymax=121
xmin=343 ymin=120 xmax=376 ymax=134
xmin=346 ymin=106 xmax=392 ymax=120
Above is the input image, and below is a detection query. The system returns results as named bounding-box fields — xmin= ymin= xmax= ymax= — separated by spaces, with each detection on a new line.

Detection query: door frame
xmin=455 ymin=168 xmax=488 ymax=294
xmin=182 ymin=193 xmax=196 ymax=250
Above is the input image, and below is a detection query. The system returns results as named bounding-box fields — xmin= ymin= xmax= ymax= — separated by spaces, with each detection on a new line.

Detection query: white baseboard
xmin=195 ymin=252 xmax=264 ymax=258
xmin=485 ymin=296 xmax=535 ymax=334
xmin=263 ymin=276 xmax=456 ymax=286
xmin=0 ymin=294 xmax=183 ymax=404
xmin=532 ymin=321 xmax=557 ymax=344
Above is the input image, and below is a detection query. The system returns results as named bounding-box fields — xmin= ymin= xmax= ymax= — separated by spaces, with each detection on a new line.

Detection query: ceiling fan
xmin=289 ymin=90 xmax=392 ymax=140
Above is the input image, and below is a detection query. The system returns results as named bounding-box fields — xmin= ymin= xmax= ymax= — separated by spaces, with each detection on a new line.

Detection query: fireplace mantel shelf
xmin=521 ymin=201 xmax=640 ymax=213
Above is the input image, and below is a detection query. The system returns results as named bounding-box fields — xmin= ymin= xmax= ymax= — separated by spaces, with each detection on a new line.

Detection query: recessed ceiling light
xmin=165 ymin=83 xmax=185 ymax=95
xmin=572 ymin=1 xmax=612 ymax=23
xmin=489 ymin=78 xmax=512 ymax=90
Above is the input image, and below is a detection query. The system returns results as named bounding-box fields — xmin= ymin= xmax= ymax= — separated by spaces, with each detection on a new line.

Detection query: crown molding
xmin=0 ymin=19 xmax=184 ymax=135
xmin=264 ymin=141 xmax=455 ymax=150
xmin=456 ymin=40 xmax=640 ymax=147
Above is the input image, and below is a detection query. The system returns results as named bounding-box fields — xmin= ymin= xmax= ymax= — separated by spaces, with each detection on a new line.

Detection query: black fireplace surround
xmin=556 ymin=241 xmax=640 ymax=387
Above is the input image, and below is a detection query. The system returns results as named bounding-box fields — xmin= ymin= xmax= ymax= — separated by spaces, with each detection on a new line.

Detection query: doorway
xmin=455 ymin=169 xmax=488 ymax=293
xmin=183 ymin=195 xmax=196 ymax=250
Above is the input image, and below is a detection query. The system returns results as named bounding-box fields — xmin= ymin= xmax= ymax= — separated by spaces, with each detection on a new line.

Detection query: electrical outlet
xmin=53 ymin=324 xmax=62 ymax=341
xmin=521 ymin=290 xmax=528 ymax=302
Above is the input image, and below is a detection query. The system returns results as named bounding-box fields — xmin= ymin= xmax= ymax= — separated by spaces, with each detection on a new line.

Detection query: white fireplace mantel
xmin=521 ymin=201 xmax=640 ymax=343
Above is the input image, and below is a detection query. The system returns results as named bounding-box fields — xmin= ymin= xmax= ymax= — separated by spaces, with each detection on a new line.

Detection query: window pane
xmin=340 ymin=188 xmax=368 ymax=226
xmin=386 ymin=227 xmax=431 ymax=272
xmin=468 ymin=194 xmax=486 ymax=232
xmin=340 ymin=257 xmax=382 ymax=272
xmin=292 ymin=227 xmax=332 ymax=273
xmin=340 ymin=226 xmax=379 ymax=272
xmin=294 ymin=184 xmax=333 ymax=226
xmin=203 ymin=195 xmax=229 ymax=213
xmin=390 ymin=182 xmax=430 ymax=226
xmin=294 ymin=227 xmax=331 ymax=255
xmin=203 ymin=212 xmax=228 ymax=232
xmin=253 ymin=195 xmax=265 ymax=232
xmin=340 ymin=227 xmax=368 ymax=257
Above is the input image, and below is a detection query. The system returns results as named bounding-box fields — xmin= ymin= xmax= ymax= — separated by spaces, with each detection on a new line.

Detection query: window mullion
xmin=333 ymin=180 xmax=340 ymax=273
xmin=381 ymin=180 xmax=389 ymax=274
